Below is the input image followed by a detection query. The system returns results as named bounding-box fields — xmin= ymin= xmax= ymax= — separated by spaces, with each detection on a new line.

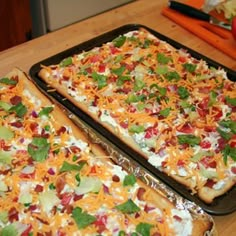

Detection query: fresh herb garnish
xmin=126 ymin=94 xmax=146 ymax=104
xmin=159 ymin=107 xmax=171 ymax=117
xmin=27 ymin=137 xmax=50 ymax=162
xmin=112 ymin=66 xmax=126 ymax=76
xmin=165 ymin=71 xmax=180 ymax=81
xmin=177 ymin=134 xmax=201 ymax=146
xmin=0 ymin=77 xmax=17 ymax=85
xmin=217 ymin=127 xmax=233 ymax=141
xmin=72 ymin=207 xmax=96 ymax=229
xmin=113 ymin=35 xmax=126 ymax=47
xmin=39 ymin=106 xmax=53 ymax=117
xmin=177 ymin=86 xmax=189 ymax=99
xmin=115 ymin=199 xmax=140 ymax=214
xmin=219 ymin=120 xmax=236 ymax=134
xmin=225 ymin=96 xmax=236 ymax=106
xmin=182 ymin=63 xmax=197 ymax=73
xmin=59 ymin=161 xmax=86 ymax=173
xmin=157 ymin=53 xmax=172 ymax=64
xmin=134 ymin=78 xmax=146 ymax=92
xmin=59 ymin=57 xmax=73 ymax=67
xmin=136 ymin=222 xmax=153 ymax=236
xmin=123 ymin=173 xmax=136 ymax=186
xmin=9 ymin=102 xmax=27 ymax=118
xmin=91 ymin=72 xmax=107 ymax=89
xmin=208 ymin=91 xmax=217 ymax=106
xmin=117 ymin=76 xmax=131 ymax=86
xmin=222 ymin=144 xmax=236 ymax=165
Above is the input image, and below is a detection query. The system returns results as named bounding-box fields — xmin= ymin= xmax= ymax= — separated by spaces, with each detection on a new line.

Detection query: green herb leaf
xmin=59 ymin=57 xmax=73 ymax=67
xmin=157 ymin=53 xmax=172 ymax=64
xmin=136 ymin=222 xmax=153 ymax=236
xmin=177 ymin=86 xmax=189 ymax=99
xmin=225 ymin=96 xmax=236 ymax=106
xmin=39 ymin=106 xmax=53 ymax=117
xmin=143 ymin=39 xmax=152 ymax=48
xmin=123 ymin=174 xmax=136 ymax=186
xmin=177 ymin=134 xmax=201 ymax=146
xmin=134 ymin=78 xmax=146 ymax=92
xmin=0 ymin=77 xmax=17 ymax=85
xmin=217 ymin=128 xmax=233 ymax=141
xmin=112 ymin=66 xmax=126 ymax=76
xmin=91 ymin=72 xmax=107 ymax=89
xmin=117 ymin=76 xmax=131 ymax=86
xmin=165 ymin=71 xmax=180 ymax=81
xmin=208 ymin=91 xmax=217 ymax=106
xmin=9 ymin=102 xmax=27 ymax=118
xmin=72 ymin=207 xmax=96 ymax=229
xmin=137 ymin=103 xmax=145 ymax=111
xmin=27 ymin=137 xmax=50 ymax=162
xmin=129 ymin=125 xmax=145 ymax=134
xmin=113 ymin=35 xmax=126 ymax=47
xmin=219 ymin=120 xmax=236 ymax=134
xmin=60 ymin=161 xmax=86 ymax=173
xmin=159 ymin=107 xmax=171 ymax=117
xmin=183 ymin=63 xmax=197 ymax=73
xmin=222 ymin=145 xmax=236 ymax=164
xmin=126 ymin=94 xmax=146 ymax=104
xmin=115 ymin=199 xmax=140 ymax=214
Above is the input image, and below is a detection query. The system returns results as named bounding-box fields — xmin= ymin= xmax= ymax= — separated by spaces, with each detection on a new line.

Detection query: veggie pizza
xmin=0 ymin=68 xmax=214 ymax=235
xmin=39 ymin=28 xmax=236 ymax=204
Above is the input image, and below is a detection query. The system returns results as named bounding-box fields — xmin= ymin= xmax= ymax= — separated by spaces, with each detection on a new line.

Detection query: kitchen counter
xmin=0 ymin=0 xmax=235 ymax=235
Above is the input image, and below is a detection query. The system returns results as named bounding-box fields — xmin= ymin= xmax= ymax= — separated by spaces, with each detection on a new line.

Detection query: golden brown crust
xmin=198 ymin=177 xmax=236 ymax=204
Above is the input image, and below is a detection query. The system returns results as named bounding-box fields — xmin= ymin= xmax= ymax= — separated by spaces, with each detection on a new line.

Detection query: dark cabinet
xmin=0 ymin=0 xmax=32 ymax=51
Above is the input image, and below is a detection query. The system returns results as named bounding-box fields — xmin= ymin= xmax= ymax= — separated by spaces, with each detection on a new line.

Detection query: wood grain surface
xmin=0 ymin=0 xmax=235 ymax=235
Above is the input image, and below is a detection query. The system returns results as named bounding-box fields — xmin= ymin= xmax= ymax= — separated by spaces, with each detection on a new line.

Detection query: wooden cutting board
xmin=162 ymin=0 xmax=236 ymax=60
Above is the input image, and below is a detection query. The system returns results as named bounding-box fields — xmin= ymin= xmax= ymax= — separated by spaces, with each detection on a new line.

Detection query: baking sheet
xmin=30 ymin=24 xmax=236 ymax=215
xmin=53 ymin=99 xmax=216 ymax=235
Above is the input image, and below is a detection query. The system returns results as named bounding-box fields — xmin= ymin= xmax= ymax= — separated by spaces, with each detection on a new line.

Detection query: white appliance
xmin=30 ymin=0 xmax=133 ymax=38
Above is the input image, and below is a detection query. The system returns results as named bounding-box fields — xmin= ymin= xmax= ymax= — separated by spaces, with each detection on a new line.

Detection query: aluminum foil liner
xmin=67 ymin=111 xmax=217 ymax=236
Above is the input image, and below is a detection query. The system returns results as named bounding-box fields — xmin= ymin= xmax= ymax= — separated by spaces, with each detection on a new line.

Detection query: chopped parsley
xmin=177 ymin=86 xmax=189 ymax=99
xmin=115 ymin=199 xmax=140 ymax=214
xmin=177 ymin=134 xmax=201 ymax=146
xmin=123 ymin=173 xmax=136 ymax=186
xmin=182 ymin=63 xmax=197 ymax=73
xmin=9 ymin=102 xmax=27 ymax=118
xmin=113 ymin=35 xmax=126 ymax=47
xmin=157 ymin=53 xmax=172 ymax=64
xmin=27 ymin=137 xmax=50 ymax=162
xmin=0 ymin=77 xmax=17 ymax=85
xmin=59 ymin=57 xmax=73 ymax=67
xmin=91 ymin=72 xmax=107 ymax=89
xmin=72 ymin=207 xmax=96 ymax=229
xmin=39 ymin=106 xmax=54 ymax=117
xmin=59 ymin=161 xmax=86 ymax=173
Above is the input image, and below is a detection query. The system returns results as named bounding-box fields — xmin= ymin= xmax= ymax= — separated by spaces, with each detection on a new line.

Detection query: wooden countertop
xmin=0 ymin=0 xmax=235 ymax=235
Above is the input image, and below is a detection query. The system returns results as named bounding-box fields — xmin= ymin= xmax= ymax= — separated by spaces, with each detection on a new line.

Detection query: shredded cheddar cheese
xmin=39 ymin=28 xmax=236 ymax=204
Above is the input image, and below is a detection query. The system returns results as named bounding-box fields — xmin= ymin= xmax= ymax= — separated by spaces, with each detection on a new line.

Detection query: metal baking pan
xmin=30 ymin=24 xmax=236 ymax=215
